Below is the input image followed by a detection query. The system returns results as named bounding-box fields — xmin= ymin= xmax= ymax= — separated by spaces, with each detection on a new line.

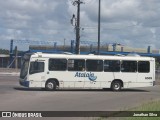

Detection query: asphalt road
xmin=0 ymin=75 xmax=160 ymax=120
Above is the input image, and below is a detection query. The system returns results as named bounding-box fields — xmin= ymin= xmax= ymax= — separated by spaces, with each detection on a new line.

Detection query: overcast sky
xmin=0 ymin=0 xmax=160 ymax=50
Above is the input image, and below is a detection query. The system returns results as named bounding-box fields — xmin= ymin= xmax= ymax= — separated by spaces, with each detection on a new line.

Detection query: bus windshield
xmin=20 ymin=54 xmax=31 ymax=79
xmin=20 ymin=60 xmax=29 ymax=79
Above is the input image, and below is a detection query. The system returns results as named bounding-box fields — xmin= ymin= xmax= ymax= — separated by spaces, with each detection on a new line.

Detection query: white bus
xmin=19 ymin=52 xmax=155 ymax=91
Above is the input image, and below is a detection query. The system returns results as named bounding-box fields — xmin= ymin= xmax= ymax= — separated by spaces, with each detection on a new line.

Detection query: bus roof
xmin=29 ymin=52 xmax=155 ymax=61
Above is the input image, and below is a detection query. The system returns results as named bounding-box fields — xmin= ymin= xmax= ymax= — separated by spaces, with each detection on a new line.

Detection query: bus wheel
xmin=45 ymin=80 xmax=56 ymax=91
xmin=111 ymin=81 xmax=122 ymax=91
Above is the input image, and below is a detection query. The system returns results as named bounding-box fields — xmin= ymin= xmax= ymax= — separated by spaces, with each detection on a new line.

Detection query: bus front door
xmin=28 ymin=61 xmax=45 ymax=88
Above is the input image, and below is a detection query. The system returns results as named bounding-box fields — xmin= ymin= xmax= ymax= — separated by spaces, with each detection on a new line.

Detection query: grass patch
xmin=122 ymin=100 xmax=160 ymax=120
xmin=133 ymin=100 xmax=160 ymax=111
xmin=98 ymin=100 xmax=160 ymax=120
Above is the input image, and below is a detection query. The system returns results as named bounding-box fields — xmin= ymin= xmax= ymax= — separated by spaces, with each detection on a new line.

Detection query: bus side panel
xmin=100 ymin=72 xmax=117 ymax=88
xmin=83 ymin=72 xmax=101 ymax=89
xmin=83 ymin=72 xmax=114 ymax=89
xmin=60 ymin=72 xmax=76 ymax=88
xmin=136 ymin=60 xmax=155 ymax=87
xmin=46 ymin=71 xmax=85 ymax=88
xmin=120 ymin=73 xmax=138 ymax=88
xmin=150 ymin=60 xmax=155 ymax=86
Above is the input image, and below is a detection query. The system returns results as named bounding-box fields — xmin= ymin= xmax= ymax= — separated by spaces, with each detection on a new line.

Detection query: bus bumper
xmin=19 ymin=80 xmax=29 ymax=87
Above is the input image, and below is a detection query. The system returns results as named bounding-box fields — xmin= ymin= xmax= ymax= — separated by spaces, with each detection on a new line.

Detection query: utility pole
xmin=98 ymin=0 xmax=101 ymax=55
xmin=14 ymin=46 xmax=18 ymax=69
xmin=63 ymin=38 xmax=66 ymax=51
xmin=71 ymin=0 xmax=83 ymax=54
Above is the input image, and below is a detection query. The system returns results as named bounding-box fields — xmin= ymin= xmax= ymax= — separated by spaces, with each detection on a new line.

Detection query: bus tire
xmin=111 ymin=81 xmax=122 ymax=91
xmin=45 ymin=80 xmax=57 ymax=91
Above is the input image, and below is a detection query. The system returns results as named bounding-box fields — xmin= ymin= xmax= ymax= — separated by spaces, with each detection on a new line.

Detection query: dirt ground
xmin=156 ymin=72 xmax=160 ymax=85
xmin=0 ymin=68 xmax=20 ymax=73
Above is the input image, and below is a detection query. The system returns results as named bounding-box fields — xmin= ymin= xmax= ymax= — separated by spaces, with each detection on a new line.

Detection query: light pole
xmin=71 ymin=0 xmax=83 ymax=54
xmin=98 ymin=0 xmax=101 ymax=55
xmin=76 ymin=0 xmax=81 ymax=54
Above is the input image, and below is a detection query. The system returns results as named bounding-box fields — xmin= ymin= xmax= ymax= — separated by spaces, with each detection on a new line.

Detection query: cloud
xmin=0 ymin=0 xmax=160 ymax=50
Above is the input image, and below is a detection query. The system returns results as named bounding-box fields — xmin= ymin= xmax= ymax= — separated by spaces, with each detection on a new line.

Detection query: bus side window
xmin=138 ymin=61 xmax=150 ymax=73
xmin=104 ymin=60 xmax=120 ymax=72
xmin=121 ymin=61 xmax=137 ymax=72
xmin=68 ymin=59 xmax=85 ymax=71
xmin=49 ymin=59 xmax=67 ymax=71
xmin=86 ymin=60 xmax=103 ymax=72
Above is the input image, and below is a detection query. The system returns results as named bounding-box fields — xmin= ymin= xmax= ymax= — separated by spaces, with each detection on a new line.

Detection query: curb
xmin=0 ymin=72 xmax=20 ymax=76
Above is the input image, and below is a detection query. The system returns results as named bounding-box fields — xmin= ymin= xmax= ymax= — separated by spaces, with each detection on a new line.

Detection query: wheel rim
xmin=113 ymin=83 xmax=120 ymax=90
xmin=114 ymin=83 xmax=120 ymax=90
xmin=47 ymin=82 xmax=54 ymax=89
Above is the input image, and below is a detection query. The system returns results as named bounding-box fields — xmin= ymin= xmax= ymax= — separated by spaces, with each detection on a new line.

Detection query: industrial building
xmin=0 ymin=40 xmax=160 ymax=68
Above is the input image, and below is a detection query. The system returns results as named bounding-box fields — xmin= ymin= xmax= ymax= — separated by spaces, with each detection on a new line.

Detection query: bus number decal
xmin=145 ymin=77 xmax=152 ymax=80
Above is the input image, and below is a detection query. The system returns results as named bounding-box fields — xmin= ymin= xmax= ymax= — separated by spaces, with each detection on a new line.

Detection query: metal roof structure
xmin=98 ymin=51 xmax=160 ymax=57
xmin=26 ymin=49 xmax=160 ymax=57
